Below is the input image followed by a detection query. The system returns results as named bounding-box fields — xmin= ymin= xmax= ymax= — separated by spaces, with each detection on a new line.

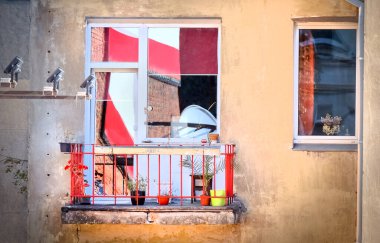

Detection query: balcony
xmin=61 ymin=143 xmax=245 ymax=224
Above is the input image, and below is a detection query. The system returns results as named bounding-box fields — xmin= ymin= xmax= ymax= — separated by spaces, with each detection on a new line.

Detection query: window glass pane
xmin=147 ymin=75 xmax=217 ymax=139
xmin=148 ymin=28 xmax=218 ymax=76
xmin=146 ymin=27 xmax=219 ymax=140
xmin=298 ymin=29 xmax=356 ymax=136
xmin=91 ymin=27 xmax=139 ymax=62
xmin=95 ymin=72 xmax=137 ymax=145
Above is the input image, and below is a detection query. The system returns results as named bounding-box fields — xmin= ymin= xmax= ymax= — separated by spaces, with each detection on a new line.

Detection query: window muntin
xmin=86 ymin=22 xmax=220 ymax=145
xmin=294 ymin=23 xmax=358 ymax=144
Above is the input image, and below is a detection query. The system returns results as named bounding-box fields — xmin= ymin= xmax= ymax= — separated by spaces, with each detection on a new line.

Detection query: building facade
xmin=1 ymin=0 xmax=380 ymax=242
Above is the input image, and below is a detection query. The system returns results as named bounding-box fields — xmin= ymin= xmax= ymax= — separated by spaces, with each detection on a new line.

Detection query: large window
xmin=85 ymin=20 xmax=221 ymax=145
xmin=294 ymin=22 xmax=359 ymax=145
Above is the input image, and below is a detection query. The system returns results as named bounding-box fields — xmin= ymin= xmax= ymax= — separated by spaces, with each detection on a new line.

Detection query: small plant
xmin=321 ymin=113 xmax=342 ymax=135
xmin=1 ymin=154 xmax=28 ymax=194
xmin=128 ymin=175 xmax=147 ymax=205
xmin=159 ymin=188 xmax=172 ymax=196
xmin=128 ymin=175 xmax=147 ymax=192
xmin=157 ymin=187 xmax=173 ymax=205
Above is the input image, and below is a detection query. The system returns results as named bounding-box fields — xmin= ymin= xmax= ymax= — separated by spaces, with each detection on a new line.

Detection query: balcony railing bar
xmin=67 ymin=144 xmax=235 ymax=206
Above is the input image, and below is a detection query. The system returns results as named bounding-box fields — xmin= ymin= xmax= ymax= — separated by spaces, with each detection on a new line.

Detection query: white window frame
xmin=84 ymin=18 xmax=221 ymax=145
xmin=293 ymin=22 xmax=360 ymax=145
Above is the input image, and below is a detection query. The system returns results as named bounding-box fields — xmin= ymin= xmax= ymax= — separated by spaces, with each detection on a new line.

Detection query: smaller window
xmin=294 ymin=22 xmax=358 ymax=146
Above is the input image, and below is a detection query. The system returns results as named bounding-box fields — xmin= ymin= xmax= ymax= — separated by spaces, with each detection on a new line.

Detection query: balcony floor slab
xmin=61 ymin=200 xmax=245 ymax=225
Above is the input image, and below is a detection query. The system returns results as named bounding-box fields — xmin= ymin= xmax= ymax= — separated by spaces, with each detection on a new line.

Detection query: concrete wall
xmin=363 ymin=1 xmax=380 ymax=243
xmin=0 ymin=0 xmax=362 ymax=242
xmin=0 ymin=1 xmax=30 ymax=243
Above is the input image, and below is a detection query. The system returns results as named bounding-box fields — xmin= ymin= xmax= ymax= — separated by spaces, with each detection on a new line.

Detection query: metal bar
xmin=146 ymin=121 xmax=216 ymax=132
xmin=68 ymin=143 xmax=236 ymax=207
xmin=102 ymin=153 xmax=106 ymax=196
xmin=0 ymin=91 xmax=86 ymax=100
xmin=136 ymin=155 xmax=139 ymax=202
xmin=232 ymin=145 xmax=235 ymax=203
xmin=202 ymin=154 xmax=205 ymax=197
xmin=124 ymin=154 xmax=127 ymax=195
xmin=70 ymin=148 xmax=74 ymax=204
xmin=113 ymin=155 xmax=116 ymax=204
xmin=158 ymin=154 xmax=161 ymax=196
xmin=169 ymin=155 xmax=172 ymax=197
xmin=191 ymin=154 xmax=194 ymax=203
xmin=147 ymin=155 xmax=150 ymax=197
xmin=180 ymin=154 xmax=183 ymax=206
xmin=213 ymin=153 xmax=216 ymax=194
xmin=225 ymin=145 xmax=229 ymax=205
xmin=95 ymin=146 xmax=220 ymax=156
xmin=90 ymin=145 xmax=95 ymax=204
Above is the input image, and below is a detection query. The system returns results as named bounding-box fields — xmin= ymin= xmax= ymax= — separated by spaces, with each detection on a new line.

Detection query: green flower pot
xmin=210 ymin=189 xmax=226 ymax=206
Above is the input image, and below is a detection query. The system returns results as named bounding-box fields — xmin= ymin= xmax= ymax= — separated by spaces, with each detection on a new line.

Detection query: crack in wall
xmin=76 ymin=224 xmax=80 ymax=243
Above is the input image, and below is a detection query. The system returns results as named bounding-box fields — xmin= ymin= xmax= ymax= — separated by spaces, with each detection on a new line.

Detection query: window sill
xmin=61 ymin=200 xmax=245 ymax=225
xmin=94 ymin=143 xmax=226 ymax=156
xmin=292 ymin=143 xmax=357 ymax=151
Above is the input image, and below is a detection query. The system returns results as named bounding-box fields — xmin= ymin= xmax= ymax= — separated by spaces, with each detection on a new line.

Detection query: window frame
xmin=84 ymin=19 xmax=222 ymax=145
xmin=293 ymin=21 xmax=360 ymax=146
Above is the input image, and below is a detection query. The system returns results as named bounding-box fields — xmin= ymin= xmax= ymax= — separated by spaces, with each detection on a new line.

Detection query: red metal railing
xmin=66 ymin=144 xmax=235 ymax=206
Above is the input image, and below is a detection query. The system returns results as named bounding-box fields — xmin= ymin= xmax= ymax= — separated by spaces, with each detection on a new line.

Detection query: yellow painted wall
xmin=363 ymin=1 xmax=380 ymax=243
xmin=24 ymin=0 xmax=358 ymax=242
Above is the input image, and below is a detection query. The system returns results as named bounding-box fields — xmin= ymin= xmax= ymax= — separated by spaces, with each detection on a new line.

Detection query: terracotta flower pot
xmin=208 ymin=133 xmax=219 ymax=144
xmin=200 ymin=195 xmax=210 ymax=206
xmin=157 ymin=195 xmax=170 ymax=205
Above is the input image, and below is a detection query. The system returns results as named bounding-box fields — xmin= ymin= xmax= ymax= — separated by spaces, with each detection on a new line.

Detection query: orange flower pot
xmin=200 ymin=195 xmax=210 ymax=206
xmin=157 ymin=195 xmax=170 ymax=205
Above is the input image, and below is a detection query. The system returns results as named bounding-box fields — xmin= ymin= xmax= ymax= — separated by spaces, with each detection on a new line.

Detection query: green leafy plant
xmin=1 ymin=154 xmax=28 ymax=194
xmin=128 ymin=175 xmax=147 ymax=192
xmin=159 ymin=187 xmax=173 ymax=196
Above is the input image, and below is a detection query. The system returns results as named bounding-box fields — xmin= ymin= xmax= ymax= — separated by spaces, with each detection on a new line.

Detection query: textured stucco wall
xmin=363 ymin=1 xmax=380 ymax=243
xmin=0 ymin=0 xmax=360 ymax=242
xmin=0 ymin=1 xmax=30 ymax=243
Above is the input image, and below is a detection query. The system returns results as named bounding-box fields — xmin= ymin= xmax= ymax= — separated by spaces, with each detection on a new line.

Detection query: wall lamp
xmin=78 ymin=74 xmax=95 ymax=99
xmin=44 ymin=67 xmax=64 ymax=95
xmin=1 ymin=56 xmax=23 ymax=88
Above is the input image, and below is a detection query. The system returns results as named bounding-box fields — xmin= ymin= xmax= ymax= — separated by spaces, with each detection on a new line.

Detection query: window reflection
xmin=95 ymin=72 xmax=137 ymax=145
xmin=91 ymin=26 xmax=220 ymax=141
xmin=298 ymin=29 xmax=356 ymax=136
xmin=91 ymin=28 xmax=139 ymax=62
xmin=147 ymin=75 xmax=217 ymax=138
xmin=147 ymin=27 xmax=218 ymax=139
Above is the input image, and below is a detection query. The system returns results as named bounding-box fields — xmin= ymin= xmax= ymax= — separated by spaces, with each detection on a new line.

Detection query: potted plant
xmin=128 ymin=175 xmax=147 ymax=205
xmin=157 ymin=188 xmax=172 ymax=205
xmin=208 ymin=133 xmax=219 ymax=144
xmin=181 ymin=155 xmax=225 ymax=206
xmin=321 ymin=113 xmax=342 ymax=135
xmin=59 ymin=131 xmax=78 ymax=153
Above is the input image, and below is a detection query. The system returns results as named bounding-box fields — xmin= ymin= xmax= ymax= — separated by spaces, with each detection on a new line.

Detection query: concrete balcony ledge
xmin=61 ymin=200 xmax=246 ymax=225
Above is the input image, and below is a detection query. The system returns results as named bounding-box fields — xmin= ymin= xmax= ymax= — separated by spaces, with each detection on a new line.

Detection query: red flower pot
xmin=200 ymin=195 xmax=210 ymax=206
xmin=157 ymin=195 xmax=170 ymax=205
